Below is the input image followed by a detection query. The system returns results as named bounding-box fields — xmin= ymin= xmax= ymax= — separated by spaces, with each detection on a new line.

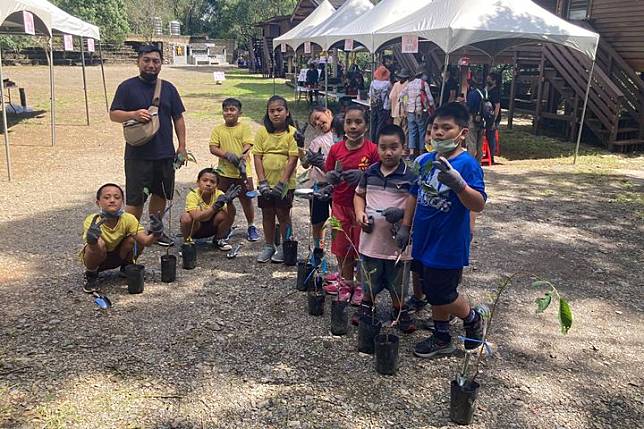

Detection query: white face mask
xmin=431 ymin=131 xmax=464 ymax=155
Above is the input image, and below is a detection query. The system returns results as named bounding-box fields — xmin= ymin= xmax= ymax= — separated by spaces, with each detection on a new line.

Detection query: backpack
xmin=370 ymin=85 xmax=387 ymax=110
xmin=420 ymin=80 xmax=434 ymax=115
xmin=475 ymin=88 xmax=496 ymax=128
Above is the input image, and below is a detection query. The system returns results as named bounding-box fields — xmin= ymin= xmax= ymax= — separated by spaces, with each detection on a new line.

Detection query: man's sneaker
xmin=247 ymin=225 xmax=260 ymax=242
xmin=398 ymin=308 xmax=417 ymax=334
xmin=83 ymin=271 xmax=99 ymax=294
xmin=271 ymin=244 xmax=285 ymax=263
xmin=413 ymin=335 xmax=456 ymax=358
xmin=464 ymin=307 xmax=487 ymax=351
xmin=406 ymin=295 xmax=428 ymax=313
xmin=350 ymin=284 xmax=363 ymax=306
xmin=214 ymin=238 xmax=232 ymax=251
xmin=156 ymin=232 xmax=175 ymax=247
xmin=257 ymin=244 xmax=276 ymax=263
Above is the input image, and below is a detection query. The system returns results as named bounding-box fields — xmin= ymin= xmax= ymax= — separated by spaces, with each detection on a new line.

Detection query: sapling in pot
xmin=449 ymin=274 xmax=574 ymax=426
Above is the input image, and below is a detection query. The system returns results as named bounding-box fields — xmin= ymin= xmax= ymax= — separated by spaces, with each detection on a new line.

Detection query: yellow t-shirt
xmin=209 ymin=122 xmax=254 ymax=179
xmin=82 ymin=213 xmax=143 ymax=252
xmin=253 ymin=125 xmax=299 ymax=189
xmin=185 ymin=188 xmax=225 ymax=213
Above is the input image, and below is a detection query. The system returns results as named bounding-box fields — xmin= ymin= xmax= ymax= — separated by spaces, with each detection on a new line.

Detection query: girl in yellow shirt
xmin=253 ymin=96 xmax=300 ymax=263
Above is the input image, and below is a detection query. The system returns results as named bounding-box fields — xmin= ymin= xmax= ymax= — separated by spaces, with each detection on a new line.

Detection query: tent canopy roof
xmin=376 ymin=0 xmax=599 ymax=59
xmin=0 ymin=0 xmax=53 ymax=36
xmin=321 ymin=0 xmax=434 ymax=52
xmin=274 ymin=0 xmax=336 ymax=50
xmin=303 ymin=0 xmax=374 ymax=51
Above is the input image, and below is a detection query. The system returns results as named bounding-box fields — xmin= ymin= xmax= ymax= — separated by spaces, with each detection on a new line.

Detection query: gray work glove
xmin=258 ymin=180 xmax=271 ymax=197
xmin=224 ymin=152 xmax=241 ymax=167
xmin=294 ymin=129 xmax=305 ymax=148
xmin=314 ymin=184 xmax=334 ymax=202
xmin=86 ymin=215 xmax=104 ymax=245
xmin=306 ymin=149 xmax=325 ymax=170
xmin=215 ymin=184 xmax=242 ymax=210
xmin=269 ymin=181 xmax=287 ymax=200
xmin=382 ymin=207 xmax=405 ymax=224
xmin=148 ymin=214 xmax=164 ymax=237
xmin=238 ymin=159 xmax=247 ymax=177
xmin=342 ymin=169 xmax=364 ymax=187
xmin=394 ymin=224 xmax=410 ymax=251
xmin=432 ymin=156 xmax=466 ymax=193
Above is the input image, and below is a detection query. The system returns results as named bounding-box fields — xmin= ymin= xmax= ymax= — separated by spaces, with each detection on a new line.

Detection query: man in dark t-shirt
xmin=110 ymin=45 xmax=186 ymax=246
xmin=484 ymin=72 xmax=501 ymax=164
xmin=440 ymin=68 xmax=459 ymax=106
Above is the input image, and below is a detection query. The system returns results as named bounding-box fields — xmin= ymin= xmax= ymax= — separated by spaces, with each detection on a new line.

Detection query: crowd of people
xmin=81 ymin=45 xmax=489 ymax=358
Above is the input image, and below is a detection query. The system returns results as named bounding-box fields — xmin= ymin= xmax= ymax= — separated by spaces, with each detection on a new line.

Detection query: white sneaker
xmin=271 ymin=244 xmax=285 ymax=263
xmin=215 ymin=239 xmax=232 ymax=251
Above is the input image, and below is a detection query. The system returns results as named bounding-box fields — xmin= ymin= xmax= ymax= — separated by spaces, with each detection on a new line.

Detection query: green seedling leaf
xmin=327 ymin=216 xmax=343 ymax=231
xmin=186 ymin=152 xmax=197 ymax=163
xmin=559 ymin=298 xmax=573 ymax=334
xmin=296 ymin=171 xmax=309 ymax=184
xmin=535 ymin=291 xmax=552 ymax=313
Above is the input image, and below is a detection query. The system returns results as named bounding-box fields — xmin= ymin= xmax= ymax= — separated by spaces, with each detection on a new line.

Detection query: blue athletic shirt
xmin=409 ymin=150 xmax=486 ymax=269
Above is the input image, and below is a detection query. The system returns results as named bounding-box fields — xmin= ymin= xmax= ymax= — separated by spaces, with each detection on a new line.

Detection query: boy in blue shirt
xmin=397 ymin=102 xmax=487 ymax=357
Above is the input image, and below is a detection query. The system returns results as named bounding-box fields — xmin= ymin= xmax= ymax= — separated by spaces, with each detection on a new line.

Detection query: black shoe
xmin=83 ymin=271 xmax=99 ymax=294
xmin=398 ymin=308 xmax=417 ymax=334
xmin=156 ymin=232 xmax=175 ymax=247
xmin=118 ymin=265 xmax=128 ymax=278
xmin=413 ymin=335 xmax=455 ymax=358
xmin=463 ymin=308 xmax=486 ymax=351
xmin=405 ymin=295 xmax=428 ymax=313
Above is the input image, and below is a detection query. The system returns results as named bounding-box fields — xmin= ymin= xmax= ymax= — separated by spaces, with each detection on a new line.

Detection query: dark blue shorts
xmin=421 ymin=266 xmax=463 ymax=306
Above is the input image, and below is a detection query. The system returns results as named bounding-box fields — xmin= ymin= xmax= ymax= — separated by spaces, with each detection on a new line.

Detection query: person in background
xmin=401 ymin=66 xmax=435 ymax=159
xmin=484 ymin=72 xmax=502 ymax=164
xmin=389 ymin=68 xmax=411 ymax=151
xmin=306 ymin=62 xmax=319 ymax=105
xmin=440 ymin=67 xmax=459 ymax=106
xmin=368 ymin=65 xmax=392 ymax=143
xmin=465 ymin=75 xmax=485 ymax=162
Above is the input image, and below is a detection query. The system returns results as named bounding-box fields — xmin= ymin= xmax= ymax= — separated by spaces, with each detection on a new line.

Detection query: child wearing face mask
xmin=399 ymin=102 xmax=487 ymax=359
xmin=323 ymin=105 xmax=380 ymax=305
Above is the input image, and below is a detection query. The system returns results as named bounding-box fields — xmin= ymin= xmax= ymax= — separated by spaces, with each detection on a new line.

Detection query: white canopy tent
xmin=274 ymin=0 xmax=336 ymax=51
xmin=1 ymin=0 xmax=103 ymax=180
xmin=375 ymin=0 xmax=600 ymax=163
xmin=301 ymin=0 xmax=374 ymax=52
xmin=318 ymin=0 xmax=434 ymax=53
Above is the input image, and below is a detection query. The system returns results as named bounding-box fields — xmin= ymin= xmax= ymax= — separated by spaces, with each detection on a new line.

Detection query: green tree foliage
xmin=53 ymin=0 xmax=130 ymax=42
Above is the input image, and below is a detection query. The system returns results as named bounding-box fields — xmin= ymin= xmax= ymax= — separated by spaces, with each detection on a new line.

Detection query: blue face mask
xmin=100 ymin=208 xmax=124 ymax=219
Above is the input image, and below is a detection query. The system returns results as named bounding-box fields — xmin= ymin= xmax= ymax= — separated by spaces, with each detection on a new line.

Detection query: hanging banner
xmin=63 ymin=34 xmax=74 ymax=51
xmin=23 ymin=11 xmax=35 ymax=35
xmin=344 ymin=39 xmax=354 ymax=51
xmin=281 ymin=43 xmax=286 ymax=53
xmin=87 ymin=38 xmax=95 ymax=53
xmin=304 ymin=42 xmax=311 ymax=54
xmin=401 ymin=35 xmax=419 ymax=54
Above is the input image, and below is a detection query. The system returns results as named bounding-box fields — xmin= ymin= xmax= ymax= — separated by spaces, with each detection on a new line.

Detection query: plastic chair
xmin=481 ymin=135 xmax=492 ymax=166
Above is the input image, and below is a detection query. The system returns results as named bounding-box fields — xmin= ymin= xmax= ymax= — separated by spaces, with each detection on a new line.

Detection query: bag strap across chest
xmin=151 ymin=78 xmax=163 ymax=107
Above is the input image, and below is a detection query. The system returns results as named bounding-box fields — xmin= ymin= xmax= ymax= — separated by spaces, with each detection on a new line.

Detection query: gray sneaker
xmin=256 ymin=244 xmax=276 ymax=263
xmin=271 ymin=244 xmax=285 ymax=263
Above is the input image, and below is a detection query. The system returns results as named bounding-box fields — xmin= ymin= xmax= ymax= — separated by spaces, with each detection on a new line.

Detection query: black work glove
xmin=224 ymin=152 xmax=241 ymax=167
xmin=342 ymin=169 xmax=364 ymax=187
xmin=306 ymin=149 xmax=325 ymax=169
xmin=394 ymin=224 xmax=410 ymax=251
xmin=148 ymin=214 xmax=164 ymax=237
xmin=382 ymin=207 xmax=405 ymax=224
xmin=86 ymin=215 xmax=104 ymax=245
xmin=238 ymin=159 xmax=247 ymax=177
xmin=314 ymin=184 xmax=334 ymax=202
xmin=258 ymin=180 xmax=271 ymax=197
xmin=325 ymin=169 xmax=342 ymax=185
xmin=295 ymin=129 xmax=305 ymax=148
xmin=269 ymin=181 xmax=287 ymax=200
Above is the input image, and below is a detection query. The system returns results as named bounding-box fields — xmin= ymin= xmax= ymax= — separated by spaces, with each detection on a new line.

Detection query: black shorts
xmin=258 ymin=190 xmax=294 ymax=210
xmin=422 ymin=266 xmax=463 ymax=306
xmin=125 ymin=158 xmax=175 ymax=206
xmin=218 ymin=176 xmax=255 ymax=198
xmin=309 ymin=198 xmax=331 ymax=225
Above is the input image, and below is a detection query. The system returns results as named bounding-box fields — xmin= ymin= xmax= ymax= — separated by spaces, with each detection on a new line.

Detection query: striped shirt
xmin=355 ymin=160 xmax=418 ymax=260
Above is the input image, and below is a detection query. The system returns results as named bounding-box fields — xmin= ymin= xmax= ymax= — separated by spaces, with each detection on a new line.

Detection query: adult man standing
xmin=484 ymin=72 xmax=502 ymax=164
xmin=465 ymin=75 xmax=485 ymax=161
xmin=110 ymin=45 xmax=187 ymax=246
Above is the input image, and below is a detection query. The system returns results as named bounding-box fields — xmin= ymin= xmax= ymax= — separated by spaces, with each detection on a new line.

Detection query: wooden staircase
xmin=509 ymin=30 xmax=644 ymax=152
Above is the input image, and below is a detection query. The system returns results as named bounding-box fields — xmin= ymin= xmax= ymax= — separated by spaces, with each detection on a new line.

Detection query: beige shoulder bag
xmin=123 ymin=78 xmax=162 ymax=147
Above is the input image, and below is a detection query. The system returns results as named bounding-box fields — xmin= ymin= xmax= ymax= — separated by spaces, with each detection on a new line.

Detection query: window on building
xmin=568 ymin=0 xmax=590 ymax=20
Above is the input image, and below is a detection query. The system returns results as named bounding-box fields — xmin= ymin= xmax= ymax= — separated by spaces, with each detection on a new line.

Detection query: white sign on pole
xmin=344 ymin=39 xmax=354 ymax=51
xmin=281 ymin=43 xmax=286 ymax=53
xmin=401 ymin=35 xmax=419 ymax=54
xmin=304 ymin=42 xmax=311 ymax=54
xmin=63 ymin=34 xmax=74 ymax=51
xmin=23 ymin=11 xmax=35 ymax=35
xmin=213 ymin=71 xmax=226 ymax=84
xmin=87 ymin=38 xmax=95 ymax=52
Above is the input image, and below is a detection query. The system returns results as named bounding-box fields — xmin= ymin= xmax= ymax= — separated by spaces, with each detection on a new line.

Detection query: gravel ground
xmin=1 ymin=65 xmax=643 ymax=428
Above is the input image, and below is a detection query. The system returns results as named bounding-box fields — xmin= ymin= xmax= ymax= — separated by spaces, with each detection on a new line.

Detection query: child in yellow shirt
xmin=180 ymin=168 xmax=241 ymax=250
xmin=209 ymin=98 xmax=259 ymax=242
xmin=81 ymin=183 xmax=163 ymax=293
xmin=253 ymin=95 xmax=300 ymax=263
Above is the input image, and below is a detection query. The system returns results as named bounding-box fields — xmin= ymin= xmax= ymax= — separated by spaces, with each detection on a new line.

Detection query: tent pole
xmin=80 ymin=36 xmax=90 ymax=126
xmin=439 ymin=53 xmax=450 ymax=107
xmin=0 ymin=46 xmax=12 ymax=181
xmin=98 ymin=40 xmax=108 ymax=112
xmin=573 ymin=59 xmax=595 ymax=165
xmin=324 ymin=55 xmax=328 ymax=108
xmin=369 ymin=52 xmax=375 ymax=132
xmin=48 ymin=37 xmax=56 ymax=147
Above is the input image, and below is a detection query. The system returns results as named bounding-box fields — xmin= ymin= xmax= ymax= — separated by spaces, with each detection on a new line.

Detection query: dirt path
xmin=1 ymin=65 xmax=643 ymax=428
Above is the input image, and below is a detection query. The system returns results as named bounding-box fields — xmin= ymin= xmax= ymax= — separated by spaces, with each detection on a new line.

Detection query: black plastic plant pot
xmin=449 ymin=379 xmax=481 ymax=425
xmin=181 ymin=242 xmax=197 ymax=270
xmin=357 ymin=316 xmax=382 ymax=354
xmin=283 ymin=240 xmax=298 ymax=266
xmin=307 ymin=289 xmax=325 ymax=316
xmin=125 ymin=264 xmax=145 ymax=294
xmin=312 ymin=247 xmax=324 ymax=267
xmin=374 ymin=333 xmax=400 ymax=375
xmin=160 ymin=254 xmax=177 ymax=283
xmin=330 ymin=300 xmax=349 ymax=335
xmin=296 ymin=260 xmax=312 ymax=291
